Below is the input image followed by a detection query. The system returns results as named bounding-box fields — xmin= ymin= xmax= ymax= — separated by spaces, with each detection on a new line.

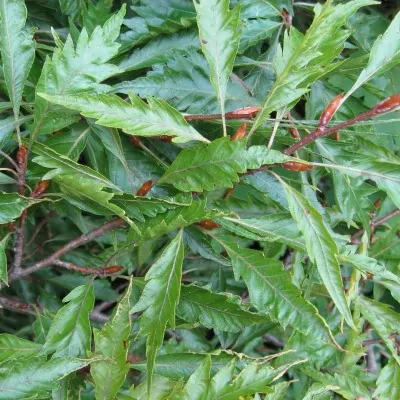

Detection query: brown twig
xmin=0 ymin=296 xmax=36 ymax=316
xmin=53 ymin=260 xmax=123 ymax=276
xmin=350 ymin=208 xmax=400 ymax=244
xmin=8 ymin=218 xmax=126 ymax=282
xmin=25 ymin=210 xmax=55 ymax=249
xmin=10 ymin=210 xmax=27 ymax=276
xmin=283 ymin=109 xmax=378 ymax=155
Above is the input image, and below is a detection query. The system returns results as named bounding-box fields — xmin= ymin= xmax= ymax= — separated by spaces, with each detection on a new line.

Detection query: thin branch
xmin=8 ymin=218 xmax=126 ymax=282
xmin=25 ymin=210 xmax=55 ymax=249
xmin=0 ymin=296 xmax=36 ymax=316
xmin=53 ymin=260 xmax=123 ymax=276
xmin=0 ymin=149 xmax=19 ymax=169
xmin=284 ymin=109 xmax=378 ymax=155
xmin=10 ymin=210 xmax=27 ymax=277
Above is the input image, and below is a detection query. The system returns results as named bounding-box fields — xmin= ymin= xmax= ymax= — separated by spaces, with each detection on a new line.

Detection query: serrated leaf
xmin=132 ymin=231 xmax=184 ymax=394
xmin=31 ymin=5 xmax=125 ymax=138
xmin=345 ymin=11 xmax=400 ymax=100
xmin=219 ymin=213 xmax=305 ymax=251
xmin=158 ymin=137 xmax=288 ymax=191
xmin=194 ymin=0 xmax=241 ymax=135
xmin=215 ymin=239 xmax=335 ymax=343
xmin=40 ymin=283 xmax=95 ymax=358
xmin=30 ymin=142 xmax=135 ymax=228
xmin=0 ymin=334 xmax=41 ymax=364
xmin=374 ymin=358 xmax=400 ymax=400
xmin=0 ymin=115 xmax=32 ymax=151
xmin=177 ymin=285 xmax=267 ymax=332
xmin=0 ymin=357 xmax=89 ymax=400
xmin=0 ymin=0 xmax=35 ymax=130
xmin=264 ymin=382 xmax=290 ymax=400
xmin=131 ymin=352 xmax=249 ymax=380
xmin=91 ymin=278 xmax=133 ymax=400
xmin=0 ymin=193 xmax=43 ymax=224
xmin=250 ymin=0 xmax=377 ymax=134
xmin=129 ymin=199 xmax=219 ymax=242
xmin=358 ymin=296 xmax=400 ymax=365
xmin=0 ymin=234 xmax=9 ymax=284
xmin=112 ymin=193 xmax=192 ymax=222
xmin=38 ymin=92 xmax=208 ymax=144
xmin=119 ymin=30 xmax=199 ymax=72
xmin=175 ymin=355 xmax=211 ymax=400
xmin=277 ymin=177 xmax=354 ymax=329
xmin=302 ymin=368 xmax=371 ymax=400
xmin=112 ymin=51 xmax=255 ymax=115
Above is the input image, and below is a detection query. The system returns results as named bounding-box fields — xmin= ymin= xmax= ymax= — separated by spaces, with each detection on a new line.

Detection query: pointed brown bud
xmin=136 ymin=179 xmax=154 ymax=196
xmin=197 ymin=220 xmax=221 ymax=229
xmin=319 ymin=93 xmax=344 ymax=128
xmin=282 ymin=162 xmax=314 ymax=171
xmin=231 ymin=123 xmax=247 ymax=141
xmin=371 ymin=94 xmax=400 ymax=115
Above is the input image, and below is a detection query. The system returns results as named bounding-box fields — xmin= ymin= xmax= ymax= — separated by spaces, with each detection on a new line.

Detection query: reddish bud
xmin=319 ymin=93 xmax=344 ymax=128
xmin=16 ymin=144 xmax=27 ymax=167
xmin=373 ymin=198 xmax=382 ymax=209
xmin=288 ymin=126 xmax=300 ymax=139
xmin=129 ymin=136 xmax=141 ymax=146
xmin=226 ymin=106 xmax=261 ymax=118
xmin=137 ymin=179 xmax=154 ymax=196
xmin=32 ymin=180 xmax=51 ymax=198
xmin=197 ymin=219 xmax=221 ymax=229
xmin=281 ymin=8 xmax=292 ymax=29
xmin=8 ymin=222 xmax=16 ymax=232
xmin=371 ymin=94 xmax=400 ymax=115
xmin=223 ymin=187 xmax=234 ymax=200
xmin=99 ymin=265 xmax=123 ymax=276
xmin=231 ymin=123 xmax=247 ymax=141
xmin=282 ymin=161 xmax=314 ymax=171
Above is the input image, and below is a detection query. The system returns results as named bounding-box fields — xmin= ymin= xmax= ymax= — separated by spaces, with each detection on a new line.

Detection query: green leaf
xmin=38 ymin=93 xmax=208 ymax=144
xmin=0 ymin=234 xmax=9 ymax=284
xmin=177 ymin=285 xmax=268 ymax=332
xmin=129 ymin=199 xmax=219 ymax=242
xmin=131 ymin=231 xmax=184 ymax=394
xmin=215 ymin=239 xmax=335 ymax=343
xmin=358 ymin=296 xmax=400 ymax=364
xmin=40 ymin=283 xmax=95 ymax=358
xmin=0 ymin=0 xmax=35 ymax=130
xmin=0 ymin=334 xmax=41 ymax=364
xmin=31 ymin=5 xmax=125 ymax=139
xmin=374 ymin=358 xmax=400 ymax=400
xmin=158 ymin=137 xmax=288 ymax=191
xmin=264 ymin=382 xmax=290 ymax=400
xmin=219 ymin=213 xmax=305 ymax=251
xmin=345 ymin=11 xmax=400 ymax=100
xmin=0 ymin=357 xmax=89 ymax=400
xmin=30 ymin=142 xmax=135 ymax=228
xmin=209 ymin=360 xmax=302 ymax=400
xmin=112 ymin=193 xmax=192 ymax=222
xmin=0 ymin=115 xmax=32 ymax=150
xmin=277 ymin=177 xmax=354 ymax=329
xmin=249 ymin=0 xmax=377 ymax=134
xmin=194 ymin=0 xmax=241 ymax=135
xmin=0 ymin=193 xmax=42 ymax=224
xmin=91 ymin=278 xmax=133 ymax=400
xmin=176 ymin=355 xmax=211 ymax=400
xmin=131 ymin=352 xmax=249 ymax=380
xmin=302 ymin=368 xmax=371 ymax=400
xmin=112 ymin=51 xmax=255 ymax=115
xmin=118 ymin=30 xmax=199 ymax=72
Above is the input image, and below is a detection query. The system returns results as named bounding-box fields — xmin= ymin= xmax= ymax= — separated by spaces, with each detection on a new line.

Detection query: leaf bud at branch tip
xmin=32 ymin=180 xmax=51 ymax=198
xmin=197 ymin=219 xmax=221 ymax=229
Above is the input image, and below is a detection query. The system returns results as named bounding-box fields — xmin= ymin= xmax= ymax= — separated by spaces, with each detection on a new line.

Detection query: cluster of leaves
xmin=0 ymin=0 xmax=400 ymax=399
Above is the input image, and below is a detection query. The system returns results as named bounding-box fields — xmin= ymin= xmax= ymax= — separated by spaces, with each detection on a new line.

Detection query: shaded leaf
xmin=0 ymin=234 xmax=9 ymax=284
xmin=0 ymin=193 xmax=42 ymax=224
xmin=216 ymin=239 xmax=335 ymax=343
xmin=0 ymin=357 xmax=89 ymax=400
xmin=177 ymin=285 xmax=268 ymax=332
xmin=278 ymin=177 xmax=354 ymax=329
xmin=132 ymin=231 xmax=184 ymax=393
xmin=91 ymin=278 xmax=133 ymax=400
xmin=0 ymin=0 xmax=35 ymax=127
xmin=0 ymin=334 xmax=41 ymax=364
xmin=40 ymin=283 xmax=95 ymax=358
xmin=374 ymin=358 xmax=400 ymax=400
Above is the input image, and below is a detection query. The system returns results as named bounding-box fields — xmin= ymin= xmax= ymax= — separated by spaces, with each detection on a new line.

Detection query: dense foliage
xmin=0 ymin=0 xmax=400 ymax=398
